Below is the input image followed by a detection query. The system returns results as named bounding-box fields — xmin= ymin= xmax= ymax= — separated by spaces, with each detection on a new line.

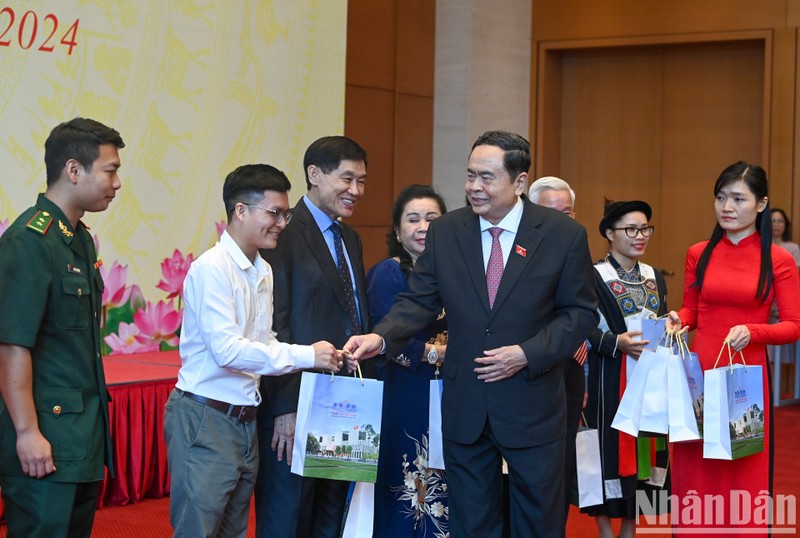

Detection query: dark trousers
xmin=254 ymin=423 xmax=350 ymax=538
xmin=446 ymin=419 xmax=565 ymax=538
xmin=0 ymin=475 xmax=101 ymax=538
xmin=502 ymin=358 xmax=584 ymax=536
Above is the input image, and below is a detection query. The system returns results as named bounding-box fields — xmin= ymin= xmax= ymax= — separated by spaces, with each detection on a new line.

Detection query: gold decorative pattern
xmin=1 ymin=1 xmax=345 ymax=291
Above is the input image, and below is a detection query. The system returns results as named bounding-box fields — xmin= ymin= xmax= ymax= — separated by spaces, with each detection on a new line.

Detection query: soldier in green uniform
xmin=0 ymin=118 xmax=125 ymax=538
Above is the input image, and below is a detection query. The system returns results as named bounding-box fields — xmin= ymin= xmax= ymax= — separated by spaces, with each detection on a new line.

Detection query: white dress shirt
xmin=177 ymin=231 xmax=315 ymax=406
xmin=479 ymin=197 xmax=524 ymax=270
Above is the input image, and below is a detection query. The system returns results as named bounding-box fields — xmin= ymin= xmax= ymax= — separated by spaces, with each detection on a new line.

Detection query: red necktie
xmin=486 ymin=227 xmax=504 ymax=309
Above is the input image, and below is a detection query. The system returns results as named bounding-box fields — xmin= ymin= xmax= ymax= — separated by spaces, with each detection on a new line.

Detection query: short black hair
xmin=471 ymin=130 xmax=531 ymax=179
xmin=303 ymin=136 xmax=367 ymax=190
xmin=44 ymin=117 xmax=125 ymax=186
xmin=223 ymin=164 xmax=291 ymax=221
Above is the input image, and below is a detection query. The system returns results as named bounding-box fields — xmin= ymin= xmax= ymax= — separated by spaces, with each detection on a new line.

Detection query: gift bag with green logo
xmin=703 ymin=343 xmax=764 ymax=460
xmin=292 ymin=371 xmax=384 ymax=482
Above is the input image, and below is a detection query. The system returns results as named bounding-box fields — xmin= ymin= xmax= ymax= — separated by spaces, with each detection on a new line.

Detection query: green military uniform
xmin=0 ymin=194 xmax=113 ymax=536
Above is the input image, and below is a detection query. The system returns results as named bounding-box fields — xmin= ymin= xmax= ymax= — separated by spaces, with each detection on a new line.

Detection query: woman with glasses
xmin=365 ymin=184 xmax=449 ymax=537
xmin=583 ymin=200 xmax=668 ymax=538
xmin=666 ymin=162 xmax=800 ymax=536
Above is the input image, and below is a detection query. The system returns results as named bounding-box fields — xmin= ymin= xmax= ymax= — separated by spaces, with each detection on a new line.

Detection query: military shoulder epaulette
xmin=26 ymin=210 xmax=53 ymax=235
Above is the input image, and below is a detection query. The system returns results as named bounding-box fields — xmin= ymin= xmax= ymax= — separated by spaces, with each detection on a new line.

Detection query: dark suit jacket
xmin=377 ymin=200 xmax=598 ymax=449
xmin=258 ymin=197 xmax=370 ymax=420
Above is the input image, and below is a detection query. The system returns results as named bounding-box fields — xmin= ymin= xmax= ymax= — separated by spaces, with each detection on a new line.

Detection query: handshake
xmin=310 ymin=334 xmax=386 ymax=373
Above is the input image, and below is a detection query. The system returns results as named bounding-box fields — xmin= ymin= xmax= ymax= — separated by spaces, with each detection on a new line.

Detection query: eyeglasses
xmin=245 ymin=204 xmax=293 ymax=224
xmin=611 ymin=225 xmax=654 ymax=238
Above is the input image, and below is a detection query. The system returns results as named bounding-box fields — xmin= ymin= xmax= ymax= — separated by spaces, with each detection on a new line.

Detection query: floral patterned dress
xmin=366 ymin=258 xmax=449 ymax=538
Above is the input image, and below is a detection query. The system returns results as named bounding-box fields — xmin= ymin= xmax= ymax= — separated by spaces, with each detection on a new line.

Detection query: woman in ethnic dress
xmin=666 ymin=162 xmax=800 ymax=536
xmin=583 ymin=200 xmax=669 ymax=538
xmin=366 ymin=184 xmax=449 ymax=537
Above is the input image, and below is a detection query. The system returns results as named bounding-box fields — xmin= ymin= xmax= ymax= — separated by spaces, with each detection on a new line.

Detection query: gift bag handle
xmin=333 ymin=351 xmax=365 ymax=385
xmin=674 ymin=331 xmax=689 ymax=361
xmin=713 ymin=340 xmax=747 ymax=372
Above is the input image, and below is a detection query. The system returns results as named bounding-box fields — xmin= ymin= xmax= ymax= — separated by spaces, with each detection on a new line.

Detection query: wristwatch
xmin=427 ymin=346 xmax=439 ymax=365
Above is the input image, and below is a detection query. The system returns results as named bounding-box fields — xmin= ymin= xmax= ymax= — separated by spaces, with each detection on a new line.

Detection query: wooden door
xmin=539 ymin=39 xmax=765 ymax=309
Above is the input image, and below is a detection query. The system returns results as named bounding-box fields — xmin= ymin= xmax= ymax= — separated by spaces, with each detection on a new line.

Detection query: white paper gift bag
xmin=575 ymin=427 xmax=604 ymax=508
xmin=612 ymin=347 xmax=656 ymax=436
xmin=638 ymin=344 xmax=670 ymax=435
xmin=666 ymin=338 xmax=702 ymax=442
xmin=292 ymin=372 xmax=384 ymax=482
xmin=428 ymin=379 xmax=445 ymax=470
xmin=703 ymin=362 xmax=764 ymax=460
xmin=342 ymin=482 xmax=375 ymax=538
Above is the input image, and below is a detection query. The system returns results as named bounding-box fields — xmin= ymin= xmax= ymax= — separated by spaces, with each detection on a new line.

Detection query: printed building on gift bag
xmin=292 ymin=373 xmax=384 ymax=483
xmin=308 ymin=425 xmax=379 ymax=461
xmin=692 ymin=393 xmax=704 ymax=429
xmin=731 ymin=404 xmax=764 ymax=439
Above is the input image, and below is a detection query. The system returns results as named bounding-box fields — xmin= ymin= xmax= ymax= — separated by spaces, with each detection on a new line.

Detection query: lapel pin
xmin=515 ymin=245 xmax=527 ymax=257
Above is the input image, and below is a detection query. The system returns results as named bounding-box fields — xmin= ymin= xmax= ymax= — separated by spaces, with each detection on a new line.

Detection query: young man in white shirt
xmin=164 ymin=164 xmax=342 ymax=538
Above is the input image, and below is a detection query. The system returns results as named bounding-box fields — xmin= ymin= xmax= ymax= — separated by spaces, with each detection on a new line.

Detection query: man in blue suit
xmin=345 ymin=131 xmax=597 ymax=536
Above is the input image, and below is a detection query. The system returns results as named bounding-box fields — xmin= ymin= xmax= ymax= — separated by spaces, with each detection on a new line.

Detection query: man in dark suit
xmin=345 ymin=131 xmax=597 ymax=537
xmin=254 ymin=136 xmax=369 ymax=538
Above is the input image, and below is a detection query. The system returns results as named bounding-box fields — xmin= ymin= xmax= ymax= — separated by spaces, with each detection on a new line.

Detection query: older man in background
xmin=529 ymin=175 xmax=588 ymax=531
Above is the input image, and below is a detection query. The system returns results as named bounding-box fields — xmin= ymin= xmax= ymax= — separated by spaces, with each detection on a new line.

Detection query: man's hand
xmin=271 ymin=412 xmax=297 ymax=466
xmin=312 ymin=341 xmax=342 ymax=372
xmin=16 ymin=429 xmax=56 ymax=478
xmin=617 ymin=331 xmax=647 ymax=359
xmin=342 ymin=333 xmax=384 ymax=371
xmin=0 ymin=343 xmax=55 ymax=478
xmin=474 ymin=345 xmax=527 ymax=382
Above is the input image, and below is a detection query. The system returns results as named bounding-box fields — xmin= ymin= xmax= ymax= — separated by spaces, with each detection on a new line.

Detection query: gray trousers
xmin=164 ymin=389 xmax=258 ymax=538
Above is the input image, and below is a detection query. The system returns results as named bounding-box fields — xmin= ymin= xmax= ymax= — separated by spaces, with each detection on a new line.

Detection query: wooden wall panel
xmin=532 ymin=0 xmax=786 ymax=41
xmin=345 ymin=0 xmax=435 ymax=271
xmin=394 ymin=93 xmax=434 ymax=192
xmin=344 ymin=86 xmax=395 ymax=227
xmin=531 ymin=1 xmax=800 ymax=254
xmin=659 ymin=41 xmax=765 ymax=306
xmin=396 ymin=0 xmax=436 ymax=97
xmin=538 ymin=38 xmax=765 ymax=307
xmin=770 ymin=28 xmax=797 ymax=215
xmin=346 ymin=0 xmax=396 ymax=91
xmin=557 ymin=47 xmax=663 ymax=263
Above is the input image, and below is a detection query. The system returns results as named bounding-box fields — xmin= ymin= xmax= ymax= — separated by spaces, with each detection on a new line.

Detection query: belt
xmin=178 ymin=389 xmax=257 ymax=423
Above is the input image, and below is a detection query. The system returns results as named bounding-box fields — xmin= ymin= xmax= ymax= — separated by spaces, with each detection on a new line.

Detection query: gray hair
xmin=528 ymin=176 xmax=575 ymax=205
